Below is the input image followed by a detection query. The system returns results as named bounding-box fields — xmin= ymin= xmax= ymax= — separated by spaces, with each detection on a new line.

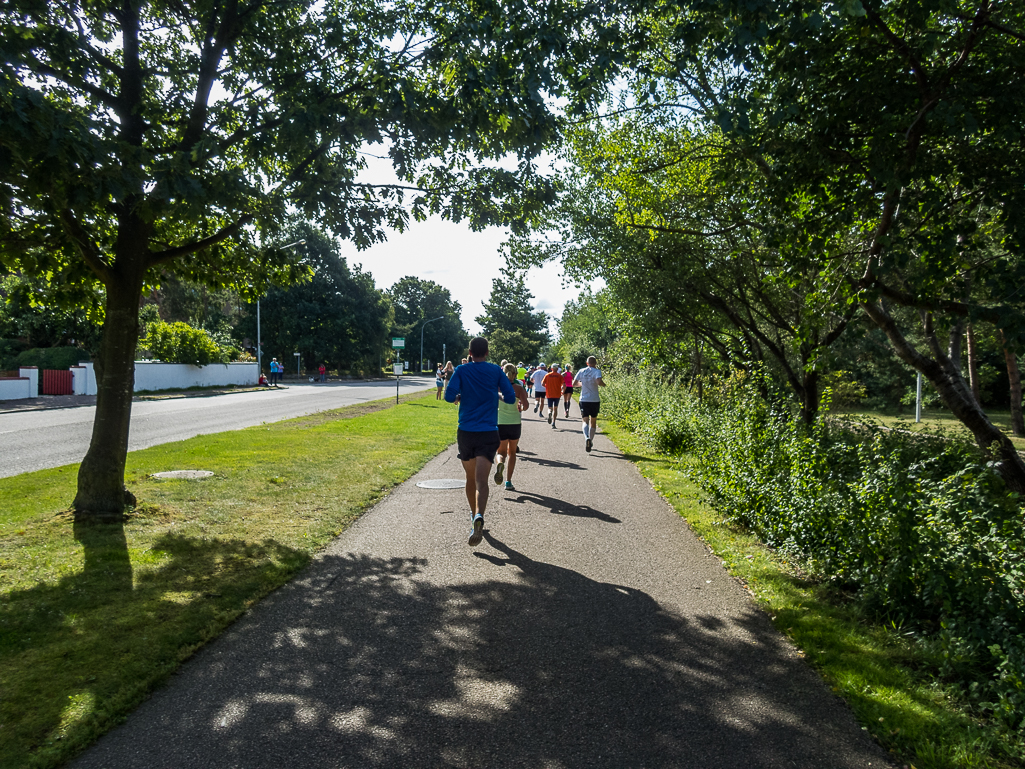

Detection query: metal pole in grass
xmin=420 ymin=317 xmax=444 ymax=374
xmin=915 ymin=372 xmax=922 ymax=423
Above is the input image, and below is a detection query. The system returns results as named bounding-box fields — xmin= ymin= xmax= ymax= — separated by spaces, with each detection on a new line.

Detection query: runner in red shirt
xmin=541 ymin=364 xmax=564 ymax=430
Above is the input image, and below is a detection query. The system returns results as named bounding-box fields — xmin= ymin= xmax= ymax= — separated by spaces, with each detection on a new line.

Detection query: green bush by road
xmin=0 ymin=391 xmax=453 ymax=769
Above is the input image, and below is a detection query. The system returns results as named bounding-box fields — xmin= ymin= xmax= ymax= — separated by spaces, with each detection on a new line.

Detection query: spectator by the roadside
xmin=319 ymin=363 xmax=326 ymax=383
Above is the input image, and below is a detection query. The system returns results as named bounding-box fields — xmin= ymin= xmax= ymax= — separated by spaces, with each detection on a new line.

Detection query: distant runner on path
xmin=573 ymin=355 xmax=606 ymax=452
xmin=542 ymin=364 xmax=564 ymax=430
xmin=531 ymin=364 xmax=548 ymax=418
xmin=494 ymin=363 xmax=530 ymax=491
xmin=562 ymin=365 xmax=574 ymax=418
xmin=444 ymin=337 xmax=517 ymax=547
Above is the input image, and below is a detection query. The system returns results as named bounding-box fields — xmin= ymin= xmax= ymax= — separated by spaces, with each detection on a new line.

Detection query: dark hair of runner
xmin=468 ymin=337 xmax=489 ymax=358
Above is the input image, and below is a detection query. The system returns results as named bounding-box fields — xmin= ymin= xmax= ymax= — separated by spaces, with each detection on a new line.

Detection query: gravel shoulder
xmin=71 ymin=406 xmax=892 ymax=769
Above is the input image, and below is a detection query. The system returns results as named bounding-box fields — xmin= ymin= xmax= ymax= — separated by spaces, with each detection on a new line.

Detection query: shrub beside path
xmin=72 ymin=408 xmax=892 ymax=768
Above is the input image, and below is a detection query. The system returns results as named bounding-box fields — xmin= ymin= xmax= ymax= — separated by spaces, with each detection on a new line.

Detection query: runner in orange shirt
xmin=541 ymin=363 xmax=564 ymax=430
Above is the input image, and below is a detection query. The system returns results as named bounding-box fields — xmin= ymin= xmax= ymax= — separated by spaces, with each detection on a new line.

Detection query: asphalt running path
xmin=0 ymin=379 xmax=433 ymax=478
xmin=72 ymin=406 xmax=892 ymax=768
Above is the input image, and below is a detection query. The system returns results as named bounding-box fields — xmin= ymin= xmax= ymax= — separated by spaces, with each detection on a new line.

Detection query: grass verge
xmin=603 ymin=420 xmax=1023 ymax=769
xmin=841 ymin=408 xmax=1025 ymax=452
xmin=0 ymin=391 xmax=454 ymax=769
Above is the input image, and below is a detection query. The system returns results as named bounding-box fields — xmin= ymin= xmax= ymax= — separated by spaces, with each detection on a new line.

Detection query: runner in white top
xmin=573 ymin=355 xmax=605 ymax=453
xmin=531 ymin=364 xmax=548 ymax=418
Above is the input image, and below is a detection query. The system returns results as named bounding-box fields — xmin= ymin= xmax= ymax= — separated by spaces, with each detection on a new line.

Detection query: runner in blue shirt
xmin=444 ymin=336 xmax=517 ymax=546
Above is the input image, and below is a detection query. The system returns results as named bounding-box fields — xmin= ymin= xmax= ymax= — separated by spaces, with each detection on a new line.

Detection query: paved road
xmin=0 ymin=378 xmax=433 ymax=478
xmin=71 ymin=405 xmax=891 ymax=769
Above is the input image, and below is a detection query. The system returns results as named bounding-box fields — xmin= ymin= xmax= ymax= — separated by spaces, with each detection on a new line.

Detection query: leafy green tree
xmin=552 ymin=289 xmax=621 ymax=369
xmin=237 ymin=226 xmax=391 ymax=374
xmin=636 ymin=0 xmax=1025 ymax=483
xmin=0 ymin=274 xmax=102 ymax=354
xmin=488 ymin=328 xmax=542 ymax=367
xmin=1 ymin=0 xmax=630 ymax=516
xmin=387 ymin=276 xmax=468 ymax=370
xmin=475 ymin=268 xmax=550 ymax=353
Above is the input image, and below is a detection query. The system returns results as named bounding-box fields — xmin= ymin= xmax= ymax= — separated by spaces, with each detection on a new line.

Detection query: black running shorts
xmin=498 ymin=423 xmax=522 ymax=442
xmin=564 ymin=386 xmax=574 ymax=395
xmin=546 ymin=397 xmax=560 ymax=409
xmin=457 ymin=429 xmax=500 ymax=462
xmin=579 ymin=400 xmax=600 ymax=418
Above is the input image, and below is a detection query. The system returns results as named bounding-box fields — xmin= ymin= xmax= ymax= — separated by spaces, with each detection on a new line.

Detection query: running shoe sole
xmin=547 ymin=413 xmax=552 ymax=424
xmin=468 ymin=516 xmax=484 ymax=547
xmin=586 ymin=438 xmax=592 ymax=452
xmin=494 ymin=462 xmax=504 ymax=485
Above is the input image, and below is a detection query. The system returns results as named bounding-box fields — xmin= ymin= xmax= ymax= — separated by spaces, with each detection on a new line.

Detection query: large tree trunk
xmin=999 ymin=329 xmax=1025 ymax=437
xmin=800 ymin=368 xmax=819 ymax=425
xmin=73 ymin=270 xmax=144 ymax=520
xmin=862 ymin=300 xmax=1025 ymax=493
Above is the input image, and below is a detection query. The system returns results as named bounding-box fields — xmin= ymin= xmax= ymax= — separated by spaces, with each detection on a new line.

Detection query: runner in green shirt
xmin=494 ymin=363 xmax=530 ymax=491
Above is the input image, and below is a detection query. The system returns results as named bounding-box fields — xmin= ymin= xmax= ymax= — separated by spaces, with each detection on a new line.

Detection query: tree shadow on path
xmin=73 ymin=546 xmax=887 ymax=769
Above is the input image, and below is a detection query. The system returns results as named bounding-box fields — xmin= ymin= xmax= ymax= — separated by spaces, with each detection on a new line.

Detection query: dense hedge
xmin=9 ymin=346 xmax=89 ymax=371
xmin=141 ymin=321 xmax=230 ymax=366
xmin=603 ymin=371 xmax=1025 ymax=733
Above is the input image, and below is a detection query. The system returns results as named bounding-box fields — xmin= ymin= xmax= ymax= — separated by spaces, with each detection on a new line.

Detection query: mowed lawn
xmin=841 ymin=408 xmax=1025 ymax=452
xmin=0 ymin=392 xmax=455 ymax=769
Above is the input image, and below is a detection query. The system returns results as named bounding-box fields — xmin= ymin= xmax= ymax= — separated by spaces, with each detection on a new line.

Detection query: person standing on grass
xmin=494 ymin=363 xmax=530 ymax=491
xmin=573 ymin=355 xmax=606 ymax=452
xmin=531 ymin=363 xmax=548 ymax=417
xmin=562 ymin=364 xmax=574 ymax=418
xmin=435 ymin=364 xmax=445 ymax=399
xmin=542 ymin=363 xmax=564 ymax=429
xmin=445 ymin=337 xmax=517 ymax=547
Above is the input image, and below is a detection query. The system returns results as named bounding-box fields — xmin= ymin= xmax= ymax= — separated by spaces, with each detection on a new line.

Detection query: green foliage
xmin=11 ymin=347 xmax=89 ymax=370
xmin=237 ymin=226 xmax=391 ymax=374
xmin=487 ymin=328 xmax=541 ymax=367
xmin=141 ymin=322 xmax=229 ymax=367
xmin=387 ymin=276 xmax=468 ymax=369
xmin=475 ymin=267 xmax=550 ymax=349
xmin=0 ymin=275 xmax=103 ymax=353
xmin=604 ymin=370 xmax=1025 ymax=736
xmin=552 ymin=288 xmax=621 ymax=369
xmin=819 ymin=371 xmax=866 ymax=409
xmin=0 ymin=338 xmax=27 ymax=370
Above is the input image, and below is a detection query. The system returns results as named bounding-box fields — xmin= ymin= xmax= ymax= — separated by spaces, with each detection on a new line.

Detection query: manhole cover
xmin=416 ymin=479 xmax=465 ymax=489
xmin=151 ymin=470 xmax=214 ymax=480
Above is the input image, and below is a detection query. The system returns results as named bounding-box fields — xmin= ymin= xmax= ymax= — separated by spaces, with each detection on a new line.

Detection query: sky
xmin=334 ymin=148 xmax=603 ymax=337
xmin=338 ymin=217 xmax=599 ymax=336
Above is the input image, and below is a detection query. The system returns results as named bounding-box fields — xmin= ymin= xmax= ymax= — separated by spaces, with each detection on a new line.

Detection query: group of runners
xmin=443 ymin=336 xmax=605 ymax=547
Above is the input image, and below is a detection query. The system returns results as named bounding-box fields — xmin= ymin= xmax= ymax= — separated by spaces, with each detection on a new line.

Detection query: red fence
xmin=41 ymin=369 xmax=73 ymax=396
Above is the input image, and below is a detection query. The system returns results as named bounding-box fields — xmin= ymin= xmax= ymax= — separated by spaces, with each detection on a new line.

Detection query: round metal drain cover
xmin=151 ymin=470 xmax=214 ymax=480
xmin=415 ymin=479 xmax=465 ymax=489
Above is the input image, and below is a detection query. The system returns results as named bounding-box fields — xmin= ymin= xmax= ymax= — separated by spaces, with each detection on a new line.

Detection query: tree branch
xmin=59 ymin=209 xmax=112 ymax=283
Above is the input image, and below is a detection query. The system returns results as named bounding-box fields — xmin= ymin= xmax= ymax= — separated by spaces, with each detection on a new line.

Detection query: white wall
xmin=18 ymin=367 xmax=38 ymax=396
xmin=70 ymin=363 xmax=97 ymax=396
xmin=0 ymin=377 xmax=32 ymax=400
xmin=133 ymin=361 xmax=258 ymax=392
xmin=2 ymin=361 xmax=257 ymax=400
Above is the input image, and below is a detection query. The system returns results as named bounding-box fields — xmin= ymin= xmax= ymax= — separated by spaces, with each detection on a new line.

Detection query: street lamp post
xmin=420 ymin=317 xmax=444 ymax=373
xmin=256 ymin=239 xmax=304 ymax=377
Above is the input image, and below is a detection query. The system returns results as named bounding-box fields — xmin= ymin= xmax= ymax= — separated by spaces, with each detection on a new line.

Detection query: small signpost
xmin=393 ymin=338 xmax=404 ymax=402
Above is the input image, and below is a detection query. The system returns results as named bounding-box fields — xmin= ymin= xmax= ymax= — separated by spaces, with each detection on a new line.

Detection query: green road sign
xmin=392 ymin=338 xmax=405 ymax=348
